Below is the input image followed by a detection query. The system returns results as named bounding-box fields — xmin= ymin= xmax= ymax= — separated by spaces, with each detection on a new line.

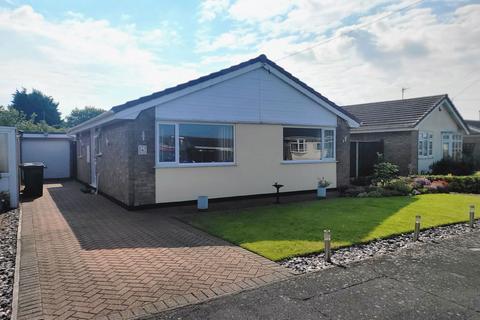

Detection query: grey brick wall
xmin=76 ymin=131 xmax=91 ymax=184
xmin=95 ymin=121 xmax=131 ymax=205
xmin=336 ymin=118 xmax=351 ymax=187
xmin=351 ymin=130 xmax=418 ymax=176
xmin=129 ymin=108 xmax=156 ymax=206
xmin=74 ymin=108 xmax=156 ymax=208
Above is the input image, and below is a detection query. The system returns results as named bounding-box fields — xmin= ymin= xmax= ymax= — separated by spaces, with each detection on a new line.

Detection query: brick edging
xmin=10 ymin=207 xmax=22 ymax=320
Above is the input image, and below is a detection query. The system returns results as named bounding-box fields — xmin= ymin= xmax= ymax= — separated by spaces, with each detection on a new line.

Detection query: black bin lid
xmin=19 ymin=162 xmax=46 ymax=168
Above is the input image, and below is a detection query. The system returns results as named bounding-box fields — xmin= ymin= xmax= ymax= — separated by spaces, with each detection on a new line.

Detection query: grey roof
xmin=110 ymin=54 xmax=359 ymax=124
xmin=342 ymin=94 xmax=467 ymax=132
xmin=466 ymin=120 xmax=480 ymax=134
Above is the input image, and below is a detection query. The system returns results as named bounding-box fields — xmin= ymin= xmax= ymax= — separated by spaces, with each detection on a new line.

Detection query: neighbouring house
xmin=68 ymin=54 xmax=360 ymax=208
xmin=343 ymin=95 xmax=470 ymax=177
xmin=464 ymin=119 xmax=480 ymax=168
xmin=20 ymin=132 xmax=74 ymax=179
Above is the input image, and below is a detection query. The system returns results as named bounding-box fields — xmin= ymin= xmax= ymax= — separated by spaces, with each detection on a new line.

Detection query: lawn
xmin=189 ymin=194 xmax=480 ymax=261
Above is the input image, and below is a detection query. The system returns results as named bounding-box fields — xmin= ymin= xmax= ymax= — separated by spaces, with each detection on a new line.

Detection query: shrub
xmin=426 ymin=180 xmax=449 ymax=193
xmin=340 ymin=186 xmax=366 ymax=197
xmin=430 ymin=158 xmax=475 ymax=176
xmin=423 ymin=175 xmax=480 ymax=194
xmin=351 ymin=176 xmax=373 ymax=186
xmin=384 ymin=179 xmax=413 ymax=195
xmin=367 ymin=190 xmax=383 ymax=197
xmin=373 ymin=160 xmax=399 ymax=186
xmin=412 ymin=177 xmax=431 ymax=188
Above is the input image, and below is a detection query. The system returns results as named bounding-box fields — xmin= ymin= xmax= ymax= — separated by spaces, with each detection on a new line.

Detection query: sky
xmin=1 ymin=0 xmax=480 ymax=120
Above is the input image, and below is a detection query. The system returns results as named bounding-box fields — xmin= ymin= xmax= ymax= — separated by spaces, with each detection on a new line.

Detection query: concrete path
xmin=151 ymin=231 xmax=480 ymax=320
xmin=15 ymin=181 xmax=291 ymax=320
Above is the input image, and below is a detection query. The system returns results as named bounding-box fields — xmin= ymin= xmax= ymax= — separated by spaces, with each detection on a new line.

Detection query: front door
xmin=90 ymin=128 xmax=97 ymax=188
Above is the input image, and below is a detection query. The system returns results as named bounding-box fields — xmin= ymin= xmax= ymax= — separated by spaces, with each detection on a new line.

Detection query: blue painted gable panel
xmin=155 ymin=68 xmax=337 ymax=126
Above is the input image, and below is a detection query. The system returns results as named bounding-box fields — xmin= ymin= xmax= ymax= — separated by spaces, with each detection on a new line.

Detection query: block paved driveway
xmin=16 ymin=181 xmax=291 ymax=320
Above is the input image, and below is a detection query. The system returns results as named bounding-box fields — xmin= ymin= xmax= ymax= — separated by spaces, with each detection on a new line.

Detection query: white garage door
xmin=22 ymin=139 xmax=71 ymax=179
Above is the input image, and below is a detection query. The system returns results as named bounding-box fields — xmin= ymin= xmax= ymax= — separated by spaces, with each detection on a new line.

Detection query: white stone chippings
xmin=280 ymin=221 xmax=480 ymax=273
xmin=0 ymin=210 xmax=18 ymax=320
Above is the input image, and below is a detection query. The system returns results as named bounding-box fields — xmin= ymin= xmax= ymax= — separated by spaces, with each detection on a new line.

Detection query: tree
xmin=0 ymin=106 xmax=63 ymax=132
xmin=65 ymin=106 xmax=105 ymax=128
xmin=10 ymin=88 xmax=61 ymax=126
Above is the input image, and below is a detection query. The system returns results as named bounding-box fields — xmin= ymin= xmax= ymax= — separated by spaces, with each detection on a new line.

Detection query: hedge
xmin=423 ymin=175 xmax=480 ymax=194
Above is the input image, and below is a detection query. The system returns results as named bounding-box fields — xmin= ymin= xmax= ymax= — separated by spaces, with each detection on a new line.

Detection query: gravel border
xmin=0 ymin=210 xmax=19 ymax=320
xmin=281 ymin=220 xmax=480 ymax=273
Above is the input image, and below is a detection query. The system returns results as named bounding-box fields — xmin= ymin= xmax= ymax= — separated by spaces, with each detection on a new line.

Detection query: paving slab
xmin=15 ymin=181 xmax=291 ymax=320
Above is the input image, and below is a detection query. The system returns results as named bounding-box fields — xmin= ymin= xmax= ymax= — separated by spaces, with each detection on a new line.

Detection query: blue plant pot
xmin=317 ymin=187 xmax=327 ymax=199
xmin=197 ymin=196 xmax=208 ymax=211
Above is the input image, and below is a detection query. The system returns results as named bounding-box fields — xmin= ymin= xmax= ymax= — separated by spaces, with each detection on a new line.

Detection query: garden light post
xmin=469 ymin=205 xmax=475 ymax=228
xmin=324 ymin=230 xmax=332 ymax=263
xmin=413 ymin=215 xmax=421 ymax=241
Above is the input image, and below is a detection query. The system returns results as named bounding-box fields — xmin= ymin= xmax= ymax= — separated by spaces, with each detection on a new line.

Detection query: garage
xmin=21 ymin=133 xmax=74 ymax=179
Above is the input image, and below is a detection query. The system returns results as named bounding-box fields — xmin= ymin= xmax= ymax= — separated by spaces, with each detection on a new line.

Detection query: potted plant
xmin=317 ymin=177 xmax=330 ymax=199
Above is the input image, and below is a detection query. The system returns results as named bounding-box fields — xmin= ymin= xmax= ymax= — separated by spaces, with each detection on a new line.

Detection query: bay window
xmin=283 ymin=127 xmax=335 ymax=162
xmin=418 ymin=131 xmax=433 ymax=158
xmin=157 ymin=122 xmax=234 ymax=166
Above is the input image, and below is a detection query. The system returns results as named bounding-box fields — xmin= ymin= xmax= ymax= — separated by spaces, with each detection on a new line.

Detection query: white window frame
xmin=282 ymin=126 xmax=336 ymax=164
xmin=155 ymin=121 xmax=236 ymax=168
xmin=441 ymin=131 xmax=463 ymax=160
xmin=418 ymin=131 xmax=433 ymax=159
xmin=290 ymin=139 xmax=307 ymax=153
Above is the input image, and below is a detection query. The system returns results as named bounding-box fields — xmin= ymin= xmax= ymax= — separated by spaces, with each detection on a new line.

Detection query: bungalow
xmin=69 ymin=55 xmax=359 ymax=208
xmin=343 ymin=95 xmax=470 ymax=177
xmin=464 ymin=119 xmax=480 ymax=168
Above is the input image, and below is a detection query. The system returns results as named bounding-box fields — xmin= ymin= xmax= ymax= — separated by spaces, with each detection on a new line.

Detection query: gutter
xmin=67 ymin=110 xmax=115 ymax=134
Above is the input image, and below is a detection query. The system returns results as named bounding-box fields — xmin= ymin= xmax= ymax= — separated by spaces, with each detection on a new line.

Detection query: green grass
xmin=189 ymin=194 xmax=480 ymax=261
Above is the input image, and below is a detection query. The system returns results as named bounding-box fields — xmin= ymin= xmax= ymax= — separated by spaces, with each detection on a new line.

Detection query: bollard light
xmin=413 ymin=215 xmax=421 ymax=242
xmin=469 ymin=205 xmax=475 ymax=228
xmin=324 ymin=229 xmax=332 ymax=263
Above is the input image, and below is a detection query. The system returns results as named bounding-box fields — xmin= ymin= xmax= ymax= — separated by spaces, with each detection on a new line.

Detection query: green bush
xmin=373 ymin=159 xmax=399 ymax=186
xmin=384 ymin=179 xmax=413 ymax=195
xmin=430 ymin=158 xmax=475 ymax=176
xmin=423 ymin=175 xmax=480 ymax=194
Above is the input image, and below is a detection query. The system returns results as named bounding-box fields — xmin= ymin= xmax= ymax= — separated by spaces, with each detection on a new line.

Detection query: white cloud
xmin=228 ymin=0 xmax=293 ymax=21
xmin=196 ymin=0 xmax=480 ymax=119
xmin=198 ymin=0 xmax=230 ymax=22
xmin=196 ymin=28 xmax=258 ymax=52
xmin=0 ymin=5 xmax=198 ymax=116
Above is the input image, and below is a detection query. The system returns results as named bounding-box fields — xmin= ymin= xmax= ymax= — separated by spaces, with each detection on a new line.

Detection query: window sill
xmin=156 ymin=162 xmax=236 ymax=168
xmin=419 ymin=156 xmax=434 ymax=160
xmin=281 ymin=160 xmax=336 ymax=164
xmin=0 ymin=173 xmax=9 ymax=178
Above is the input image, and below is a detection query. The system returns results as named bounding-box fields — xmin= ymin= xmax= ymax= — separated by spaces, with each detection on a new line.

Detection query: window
xmin=157 ymin=122 xmax=234 ymax=166
xmin=441 ymin=132 xmax=463 ymax=160
xmin=179 ymin=124 xmax=233 ymax=163
xmin=290 ymin=139 xmax=307 ymax=153
xmin=418 ymin=131 xmax=433 ymax=158
xmin=158 ymin=124 xmax=176 ymax=162
xmin=94 ymin=129 xmax=102 ymax=156
xmin=283 ymin=127 xmax=335 ymax=161
xmin=0 ymin=133 xmax=8 ymax=173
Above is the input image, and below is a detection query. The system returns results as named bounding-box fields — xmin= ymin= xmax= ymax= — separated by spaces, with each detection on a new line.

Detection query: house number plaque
xmin=138 ymin=145 xmax=147 ymax=155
